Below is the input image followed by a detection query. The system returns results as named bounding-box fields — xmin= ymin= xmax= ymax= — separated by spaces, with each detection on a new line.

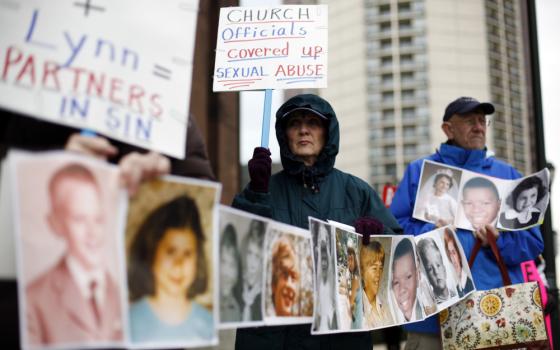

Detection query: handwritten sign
xmin=213 ymin=5 xmax=328 ymax=91
xmin=0 ymin=0 xmax=199 ymax=159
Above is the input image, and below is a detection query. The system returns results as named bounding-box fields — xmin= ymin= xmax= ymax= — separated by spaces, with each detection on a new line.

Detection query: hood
xmin=275 ymin=94 xmax=339 ymax=178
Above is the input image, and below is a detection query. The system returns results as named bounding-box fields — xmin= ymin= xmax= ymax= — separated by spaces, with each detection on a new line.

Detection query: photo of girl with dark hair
xmin=499 ymin=175 xmax=548 ymax=230
xmin=128 ymin=194 xmax=213 ymax=344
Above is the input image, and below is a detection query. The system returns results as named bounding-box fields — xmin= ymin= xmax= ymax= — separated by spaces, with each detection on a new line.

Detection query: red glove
xmin=354 ymin=217 xmax=384 ymax=245
xmin=248 ymin=147 xmax=271 ymax=193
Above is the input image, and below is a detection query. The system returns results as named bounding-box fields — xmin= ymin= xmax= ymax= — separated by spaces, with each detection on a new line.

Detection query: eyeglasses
xmin=458 ymin=115 xmax=492 ymax=127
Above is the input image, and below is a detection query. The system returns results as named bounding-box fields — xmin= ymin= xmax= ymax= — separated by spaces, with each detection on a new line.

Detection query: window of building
xmin=379 ymin=4 xmax=391 ymax=14
xmin=386 ymin=164 xmax=397 ymax=176
xmin=404 ymin=144 xmax=416 ymax=155
xmin=383 ymin=109 xmax=395 ymax=119
xmin=381 ymin=38 xmax=392 ymax=49
xmin=398 ymin=2 xmax=411 ymax=12
xmin=380 ymin=21 xmax=391 ymax=32
xmin=403 ymin=125 xmax=416 ymax=137
xmin=401 ymin=71 xmax=414 ymax=82
xmin=399 ymin=36 xmax=413 ymax=47
xmin=399 ymin=19 xmax=412 ymax=30
xmin=402 ymin=107 xmax=415 ymax=119
xmin=382 ymin=73 xmax=393 ymax=84
xmin=400 ymin=54 xmax=414 ymax=64
xmin=383 ymin=126 xmax=395 ymax=138
xmin=381 ymin=56 xmax=393 ymax=67
xmin=402 ymin=89 xmax=415 ymax=100
xmin=382 ymin=91 xmax=394 ymax=102
xmin=384 ymin=146 xmax=396 ymax=157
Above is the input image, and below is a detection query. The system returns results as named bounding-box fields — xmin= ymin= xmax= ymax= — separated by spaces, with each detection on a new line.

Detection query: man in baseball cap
xmin=389 ymin=96 xmax=543 ymax=349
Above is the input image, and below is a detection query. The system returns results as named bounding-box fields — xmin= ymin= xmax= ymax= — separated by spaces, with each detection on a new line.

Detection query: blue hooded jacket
xmin=390 ymin=142 xmax=544 ymax=333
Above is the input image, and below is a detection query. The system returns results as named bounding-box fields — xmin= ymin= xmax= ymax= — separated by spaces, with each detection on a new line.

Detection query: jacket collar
xmin=435 ymin=142 xmax=492 ymax=169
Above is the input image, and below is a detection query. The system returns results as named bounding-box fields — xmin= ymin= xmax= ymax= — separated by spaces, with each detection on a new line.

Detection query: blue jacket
xmin=233 ymin=94 xmax=402 ymax=350
xmin=390 ymin=143 xmax=544 ymax=334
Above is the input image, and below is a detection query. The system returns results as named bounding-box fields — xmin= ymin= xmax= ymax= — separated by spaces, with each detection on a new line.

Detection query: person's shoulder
xmin=485 ymin=157 xmax=522 ymax=178
xmin=26 ymin=259 xmax=66 ymax=297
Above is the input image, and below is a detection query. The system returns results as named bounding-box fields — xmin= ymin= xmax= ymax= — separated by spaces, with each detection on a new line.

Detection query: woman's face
xmin=515 ymin=186 xmax=538 ymax=213
xmin=220 ymin=246 xmax=239 ymax=294
xmin=152 ymin=228 xmax=197 ymax=299
xmin=434 ymin=176 xmax=451 ymax=196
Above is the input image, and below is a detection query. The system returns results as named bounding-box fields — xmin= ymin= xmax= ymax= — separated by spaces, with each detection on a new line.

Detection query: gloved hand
xmin=354 ymin=217 xmax=384 ymax=245
xmin=248 ymin=147 xmax=271 ymax=193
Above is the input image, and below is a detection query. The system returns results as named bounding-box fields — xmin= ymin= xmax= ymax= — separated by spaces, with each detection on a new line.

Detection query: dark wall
xmin=190 ymin=0 xmax=240 ymax=204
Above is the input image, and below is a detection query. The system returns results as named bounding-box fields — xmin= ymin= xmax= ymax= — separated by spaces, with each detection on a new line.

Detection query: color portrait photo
xmin=125 ymin=176 xmax=221 ymax=348
xmin=218 ymin=206 xmax=268 ymax=328
xmin=263 ymin=222 xmax=314 ymax=324
xmin=11 ymin=151 xmax=126 ymax=350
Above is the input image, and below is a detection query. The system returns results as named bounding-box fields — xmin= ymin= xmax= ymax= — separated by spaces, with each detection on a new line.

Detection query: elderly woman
xmin=233 ymin=94 xmax=401 ymax=350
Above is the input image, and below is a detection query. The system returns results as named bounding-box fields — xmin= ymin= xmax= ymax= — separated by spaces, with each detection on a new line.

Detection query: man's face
xmin=446 ymin=239 xmax=462 ymax=278
xmin=515 ymin=186 xmax=538 ymax=213
xmin=245 ymin=240 xmax=262 ymax=285
xmin=391 ymin=253 xmax=418 ymax=321
xmin=462 ymin=187 xmax=500 ymax=229
xmin=273 ymin=247 xmax=299 ymax=316
xmin=285 ymin=112 xmax=326 ymax=166
xmin=443 ymin=112 xmax=487 ymax=150
xmin=423 ymin=246 xmax=447 ymax=296
xmin=51 ymin=179 xmax=105 ymax=271
xmin=361 ymin=250 xmax=383 ymax=300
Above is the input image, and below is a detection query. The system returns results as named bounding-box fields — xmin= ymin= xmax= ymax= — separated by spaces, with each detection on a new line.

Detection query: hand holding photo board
xmin=0 ymin=0 xmax=199 ymax=158
xmin=213 ymin=5 xmax=328 ymax=91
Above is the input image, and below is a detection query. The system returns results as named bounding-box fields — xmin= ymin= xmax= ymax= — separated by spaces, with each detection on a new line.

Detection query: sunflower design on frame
xmin=512 ymin=319 xmax=537 ymax=343
xmin=455 ymin=325 xmax=481 ymax=349
xmin=478 ymin=292 xmax=503 ymax=317
xmin=532 ymin=284 xmax=542 ymax=308
xmin=439 ymin=308 xmax=449 ymax=324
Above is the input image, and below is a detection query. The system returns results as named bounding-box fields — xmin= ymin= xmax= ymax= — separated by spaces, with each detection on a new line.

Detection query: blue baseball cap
xmin=443 ymin=97 xmax=495 ymax=121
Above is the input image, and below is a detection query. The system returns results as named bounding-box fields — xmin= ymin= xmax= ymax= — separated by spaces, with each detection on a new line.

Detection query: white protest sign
xmin=213 ymin=5 xmax=328 ymax=91
xmin=0 ymin=0 xmax=198 ymax=159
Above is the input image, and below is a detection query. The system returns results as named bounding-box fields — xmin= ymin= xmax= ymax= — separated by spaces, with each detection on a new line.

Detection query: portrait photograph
xmin=334 ymin=227 xmax=362 ymax=332
xmin=11 ymin=151 xmax=126 ymax=349
xmin=125 ymin=176 xmax=221 ymax=348
xmin=413 ymin=160 xmax=463 ymax=226
xmin=497 ymin=168 xmax=550 ymax=231
xmin=387 ymin=236 xmax=425 ymax=325
xmin=414 ymin=228 xmax=460 ymax=310
xmin=309 ymin=218 xmax=340 ymax=334
xmin=263 ymin=222 xmax=313 ymax=324
xmin=357 ymin=236 xmax=395 ymax=330
xmin=454 ymin=173 xmax=507 ymax=231
xmin=439 ymin=226 xmax=474 ymax=299
xmin=218 ymin=206 xmax=268 ymax=328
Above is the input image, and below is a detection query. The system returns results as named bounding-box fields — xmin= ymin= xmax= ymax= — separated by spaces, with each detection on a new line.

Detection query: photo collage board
xmin=413 ymin=160 xmax=550 ymax=231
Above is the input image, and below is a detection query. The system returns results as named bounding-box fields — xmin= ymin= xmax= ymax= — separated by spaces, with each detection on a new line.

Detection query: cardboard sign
xmin=0 ymin=0 xmax=199 ymax=159
xmin=213 ymin=5 xmax=328 ymax=91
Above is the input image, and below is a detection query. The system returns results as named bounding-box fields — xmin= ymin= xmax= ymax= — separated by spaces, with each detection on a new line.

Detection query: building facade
xmin=319 ymin=0 xmax=535 ymax=190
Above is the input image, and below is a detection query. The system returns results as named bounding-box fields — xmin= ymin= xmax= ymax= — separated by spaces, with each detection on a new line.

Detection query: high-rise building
xmin=319 ymin=0 xmax=536 ymax=190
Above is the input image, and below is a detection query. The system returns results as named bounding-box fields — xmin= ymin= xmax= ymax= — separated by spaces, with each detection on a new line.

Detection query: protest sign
xmin=0 ymin=0 xmax=198 ymax=158
xmin=213 ymin=5 xmax=328 ymax=91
